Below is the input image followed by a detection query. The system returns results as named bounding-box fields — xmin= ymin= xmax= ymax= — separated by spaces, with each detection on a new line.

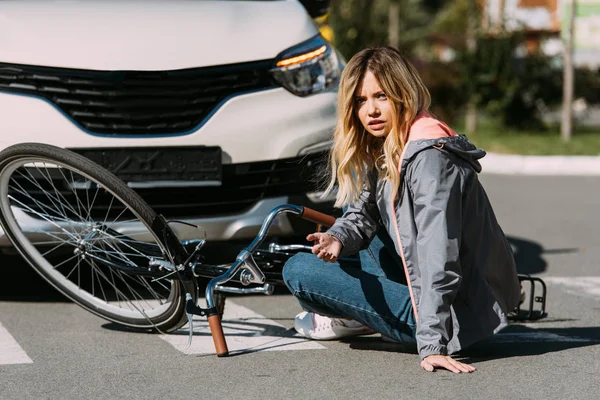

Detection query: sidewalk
xmin=481 ymin=152 xmax=600 ymax=176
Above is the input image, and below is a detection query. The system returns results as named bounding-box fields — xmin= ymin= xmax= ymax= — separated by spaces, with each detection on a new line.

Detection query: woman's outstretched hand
xmin=421 ymin=355 xmax=476 ymax=373
xmin=307 ymin=232 xmax=342 ymax=263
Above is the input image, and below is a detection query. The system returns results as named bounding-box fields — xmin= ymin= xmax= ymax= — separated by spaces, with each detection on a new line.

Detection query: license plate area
xmin=72 ymin=146 xmax=222 ymax=187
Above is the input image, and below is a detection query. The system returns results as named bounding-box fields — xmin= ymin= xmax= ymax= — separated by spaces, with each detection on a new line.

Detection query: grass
xmin=453 ymin=117 xmax=600 ymax=156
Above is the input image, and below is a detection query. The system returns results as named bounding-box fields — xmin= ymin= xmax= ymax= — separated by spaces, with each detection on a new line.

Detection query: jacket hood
xmin=401 ymin=135 xmax=486 ymax=173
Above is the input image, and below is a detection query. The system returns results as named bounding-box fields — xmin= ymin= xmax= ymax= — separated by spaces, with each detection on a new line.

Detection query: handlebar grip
xmin=208 ymin=314 xmax=229 ymax=357
xmin=300 ymin=206 xmax=336 ymax=228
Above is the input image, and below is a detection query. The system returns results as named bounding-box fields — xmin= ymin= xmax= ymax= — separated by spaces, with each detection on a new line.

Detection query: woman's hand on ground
xmin=421 ymin=355 xmax=476 ymax=373
xmin=307 ymin=232 xmax=342 ymax=263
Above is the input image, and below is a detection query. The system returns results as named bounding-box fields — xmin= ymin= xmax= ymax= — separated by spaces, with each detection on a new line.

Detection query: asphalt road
xmin=1 ymin=173 xmax=599 ymax=399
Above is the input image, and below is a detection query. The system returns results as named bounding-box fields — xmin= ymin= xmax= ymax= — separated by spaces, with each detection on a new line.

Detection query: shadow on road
xmin=347 ymin=323 xmax=600 ymax=362
xmin=0 ymin=241 xmax=291 ymax=302
xmin=0 ymin=253 xmax=68 ymax=302
xmin=507 ymin=236 xmax=581 ymax=275
xmin=460 ymin=325 xmax=600 ymax=362
xmin=0 ymin=236 xmax=583 ymax=302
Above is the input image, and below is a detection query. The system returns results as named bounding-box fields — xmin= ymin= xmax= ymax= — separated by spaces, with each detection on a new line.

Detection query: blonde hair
xmin=325 ymin=46 xmax=431 ymax=207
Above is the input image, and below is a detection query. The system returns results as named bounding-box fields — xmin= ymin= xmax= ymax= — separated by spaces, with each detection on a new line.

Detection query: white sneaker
xmin=293 ymin=311 xmax=375 ymax=340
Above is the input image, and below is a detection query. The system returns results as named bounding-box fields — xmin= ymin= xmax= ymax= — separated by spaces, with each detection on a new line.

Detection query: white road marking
xmin=160 ymin=300 xmax=325 ymax=355
xmin=0 ymin=322 xmax=33 ymax=365
xmin=544 ymin=276 xmax=600 ymax=298
xmin=162 ymin=277 xmax=600 ymax=353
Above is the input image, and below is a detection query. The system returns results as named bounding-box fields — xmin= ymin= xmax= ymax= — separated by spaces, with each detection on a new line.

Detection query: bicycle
xmin=0 ymin=142 xmax=340 ymax=356
xmin=0 ymin=143 xmax=547 ymax=357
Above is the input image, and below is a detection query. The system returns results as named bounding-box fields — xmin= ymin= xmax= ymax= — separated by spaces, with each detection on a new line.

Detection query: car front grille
xmin=0 ymin=61 xmax=275 ymax=135
xmin=132 ymin=151 xmax=329 ymax=218
xmin=9 ymin=151 xmax=329 ymax=221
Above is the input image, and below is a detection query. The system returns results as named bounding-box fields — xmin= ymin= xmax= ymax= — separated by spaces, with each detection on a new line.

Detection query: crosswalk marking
xmin=0 ymin=322 xmax=33 ymax=365
xmin=545 ymin=276 xmax=600 ymax=298
xmin=160 ymin=300 xmax=325 ymax=355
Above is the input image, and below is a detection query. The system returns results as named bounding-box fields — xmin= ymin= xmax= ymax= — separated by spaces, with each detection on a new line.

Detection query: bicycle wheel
xmin=0 ymin=143 xmax=193 ymax=332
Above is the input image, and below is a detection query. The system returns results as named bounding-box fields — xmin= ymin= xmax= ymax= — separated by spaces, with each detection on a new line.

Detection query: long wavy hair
xmin=324 ymin=46 xmax=431 ymax=207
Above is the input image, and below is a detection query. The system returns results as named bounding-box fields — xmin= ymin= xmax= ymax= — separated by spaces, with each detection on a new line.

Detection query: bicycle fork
xmin=184 ymin=204 xmax=336 ymax=357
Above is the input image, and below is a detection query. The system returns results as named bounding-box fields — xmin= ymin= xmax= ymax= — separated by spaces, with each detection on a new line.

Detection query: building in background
xmin=484 ymin=0 xmax=600 ymax=67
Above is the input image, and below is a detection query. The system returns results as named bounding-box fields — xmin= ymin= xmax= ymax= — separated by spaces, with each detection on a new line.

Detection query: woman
xmin=282 ymin=46 xmax=521 ymax=373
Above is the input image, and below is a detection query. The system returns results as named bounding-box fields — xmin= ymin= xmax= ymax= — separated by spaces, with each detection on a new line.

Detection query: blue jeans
xmin=283 ymin=228 xmax=417 ymax=343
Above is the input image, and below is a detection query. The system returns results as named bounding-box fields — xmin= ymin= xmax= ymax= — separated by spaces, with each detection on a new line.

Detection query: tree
xmin=329 ymin=0 xmax=443 ymax=59
xmin=561 ymin=0 xmax=576 ymax=142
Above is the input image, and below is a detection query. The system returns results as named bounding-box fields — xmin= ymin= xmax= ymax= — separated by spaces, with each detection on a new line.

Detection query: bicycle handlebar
xmin=299 ymin=206 xmax=336 ymax=228
xmin=201 ymin=204 xmax=337 ymax=357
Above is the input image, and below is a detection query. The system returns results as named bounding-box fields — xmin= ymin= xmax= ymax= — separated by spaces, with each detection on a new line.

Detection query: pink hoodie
xmin=407 ymin=111 xmax=458 ymax=142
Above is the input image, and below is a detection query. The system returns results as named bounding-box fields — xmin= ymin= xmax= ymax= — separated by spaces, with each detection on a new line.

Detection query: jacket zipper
xmin=391 ymin=154 xmax=419 ymax=323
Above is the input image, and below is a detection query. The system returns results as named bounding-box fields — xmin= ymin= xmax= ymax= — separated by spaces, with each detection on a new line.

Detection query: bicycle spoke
xmin=108 ymin=266 xmax=123 ymax=308
xmin=102 ymin=195 xmax=116 ymax=226
xmin=10 ymin=173 xmax=87 ymax=234
xmin=86 ymin=248 xmax=151 ymax=259
xmin=29 ymin=239 xmax=72 ymax=245
xmin=95 ymin=230 xmax=160 ymax=260
xmin=95 ymin=265 xmax=108 ymax=304
xmin=81 ymin=241 xmax=171 ymax=310
xmin=64 ymin=257 xmax=83 ymax=281
xmin=96 ymin=239 xmax=123 ymax=306
xmin=84 ymin=234 xmax=171 ymax=305
xmin=86 ymin=233 xmax=158 ymax=245
xmin=118 ymin=271 xmax=164 ymax=310
xmin=88 ymin=235 xmax=143 ymax=268
xmin=96 ymin=241 xmax=130 ymax=308
xmin=84 ymin=183 xmax=101 ymax=223
xmin=0 ymin=151 xmax=182 ymax=329
xmin=29 ymin=230 xmax=78 ymax=246
xmin=33 ymin=163 xmax=73 ymax=221
xmin=22 ymin=166 xmax=87 ymax=225
xmin=66 ymin=168 xmax=87 ymax=225
xmin=8 ymin=195 xmax=81 ymax=242
xmin=53 ymin=252 xmax=80 ymax=271
xmin=82 ymin=256 xmax=151 ymax=314
xmin=106 ymin=206 xmax=132 ymax=230
xmin=41 ymin=241 xmax=70 ymax=257
xmin=107 ymin=266 xmax=157 ymax=311
xmin=152 ymin=277 xmax=171 ymax=293
xmin=38 ymin=163 xmax=78 ymax=224
xmin=133 ymin=274 xmax=166 ymax=304
xmin=9 ymin=177 xmax=85 ymax=227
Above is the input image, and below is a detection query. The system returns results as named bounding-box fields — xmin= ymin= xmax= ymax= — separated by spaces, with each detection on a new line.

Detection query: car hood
xmin=0 ymin=0 xmax=318 ymax=70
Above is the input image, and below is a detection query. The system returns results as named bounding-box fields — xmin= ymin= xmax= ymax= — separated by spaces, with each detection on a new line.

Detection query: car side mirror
xmin=298 ymin=0 xmax=331 ymax=18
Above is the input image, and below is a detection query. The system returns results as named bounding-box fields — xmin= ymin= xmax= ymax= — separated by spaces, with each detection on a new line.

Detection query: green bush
xmin=417 ymin=60 xmax=467 ymax=123
xmin=455 ymin=32 xmax=564 ymax=129
xmin=575 ymin=67 xmax=600 ymax=104
xmin=327 ymin=0 xmax=600 ymax=132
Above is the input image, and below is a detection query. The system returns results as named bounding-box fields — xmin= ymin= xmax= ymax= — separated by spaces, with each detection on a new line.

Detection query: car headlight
xmin=270 ymin=35 xmax=342 ymax=97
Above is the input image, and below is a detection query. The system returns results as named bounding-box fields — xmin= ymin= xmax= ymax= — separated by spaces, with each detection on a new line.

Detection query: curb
xmin=480 ymin=152 xmax=600 ymax=176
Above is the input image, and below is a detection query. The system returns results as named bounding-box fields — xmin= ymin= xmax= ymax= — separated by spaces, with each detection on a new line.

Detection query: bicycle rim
xmin=0 ymin=155 xmax=184 ymax=328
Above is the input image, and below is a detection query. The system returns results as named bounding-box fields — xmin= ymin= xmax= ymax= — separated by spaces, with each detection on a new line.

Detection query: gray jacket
xmin=327 ymin=135 xmax=521 ymax=359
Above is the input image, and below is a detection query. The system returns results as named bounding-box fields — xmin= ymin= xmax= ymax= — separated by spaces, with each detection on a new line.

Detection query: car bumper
xmin=0 ymin=87 xmax=337 ymax=164
xmin=0 ymin=195 xmax=336 ymax=248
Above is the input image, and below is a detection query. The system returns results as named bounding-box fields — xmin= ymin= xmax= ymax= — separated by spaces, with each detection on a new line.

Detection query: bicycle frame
xmin=162 ymin=204 xmax=548 ymax=357
xmin=184 ymin=203 xmax=336 ymax=357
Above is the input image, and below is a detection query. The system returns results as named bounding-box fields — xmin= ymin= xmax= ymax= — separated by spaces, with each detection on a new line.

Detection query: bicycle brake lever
xmin=185 ymin=293 xmax=194 ymax=348
xmin=185 ymin=293 xmax=216 ymax=348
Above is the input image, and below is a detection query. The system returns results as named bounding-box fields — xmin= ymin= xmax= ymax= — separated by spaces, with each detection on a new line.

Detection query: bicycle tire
xmin=0 ymin=143 xmax=194 ymax=332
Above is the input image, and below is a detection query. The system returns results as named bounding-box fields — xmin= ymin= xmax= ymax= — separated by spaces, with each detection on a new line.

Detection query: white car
xmin=0 ymin=0 xmax=341 ymax=248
